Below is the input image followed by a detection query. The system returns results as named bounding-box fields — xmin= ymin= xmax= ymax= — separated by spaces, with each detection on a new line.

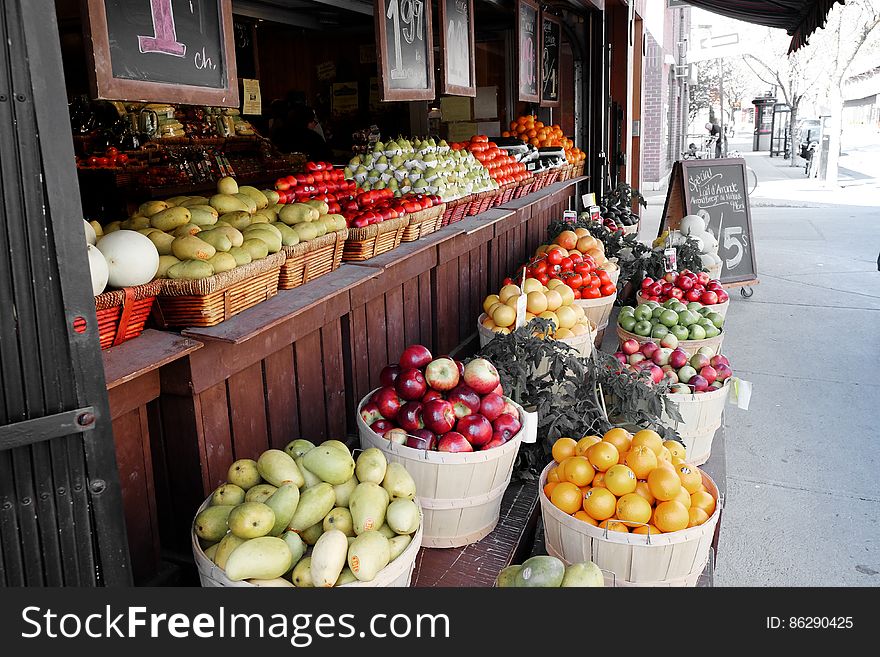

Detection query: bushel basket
xmin=279 ymin=228 xmax=347 ymax=290
xmin=95 ymin=279 xmax=163 ymax=350
xmin=616 ymin=325 xmax=724 ymax=357
xmin=663 ymin=382 xmax=730 ymax=465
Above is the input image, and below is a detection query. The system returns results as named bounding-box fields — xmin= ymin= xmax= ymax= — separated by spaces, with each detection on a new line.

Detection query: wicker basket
xmin=477 ymin=313 xmax=595 ymax=358
xmin=513 ymin=178 xmax=536 ymax=199
xmin=151 ymin=253 xmax=285 ymax=328
xmin=279 ymin=229 xmax=348 ymax=290
xmin=574 ymin=291 xmax=618 ymax=335
xmin=556 ymin=164 xmax=572 ymax=182
xmin=95 ymin=280 xmax=163 ymax=350
xmin=616 ymin=325 xmax=724 ymax=357
xmin=468 ymin=190 xmax=497 ymax=216
xmin=540 ymin=462 xmax=721 ymax=586
xmin=636 ymin=291 xmax=729 ymax=320
xmin=574 ymin=162 xmax=586 ymax=177
xmin=401 ymin=205 xmax=445 ymax=242
xmin=440 ymin=197 xmax=470 ymax=227
xmin=496 ymin=182 xmax=517 ymax=206
xmin=342 ymin=216 xmax=407 ymax=262
xmin=357 ymin=395 xmax=524 ymax=548
xmin=191 ymin=496 xmax=423 ymax=587
xmin=663 ymin=383 xmax=729 ymax=465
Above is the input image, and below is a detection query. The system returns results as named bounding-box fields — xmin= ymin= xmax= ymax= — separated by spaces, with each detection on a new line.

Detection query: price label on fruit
xmin=588 ymin=205 xmax=601 ymax=223
xmin=563 ymin=210 xmax=577 ymax=222
xmin=664 ymin=247 xmax=677 ymax=272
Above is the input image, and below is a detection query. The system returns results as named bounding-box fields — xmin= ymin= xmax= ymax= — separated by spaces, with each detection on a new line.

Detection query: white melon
xmin=84 ymin=219 xmax=97 ymax=246
xmin=87 ymin=244 xmax=109 ymax=295
xmin=96 ymin=230 xmax=159 ymax=287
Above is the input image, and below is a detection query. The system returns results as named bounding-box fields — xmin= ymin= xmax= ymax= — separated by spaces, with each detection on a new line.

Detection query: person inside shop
xmin=279 ymin=103 xmax=332 ymax=161
xmin=704 ymin=122 xmax=725 ymax=158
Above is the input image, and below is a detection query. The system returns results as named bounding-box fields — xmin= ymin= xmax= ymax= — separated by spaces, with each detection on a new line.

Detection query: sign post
xmin=659 ymin=159 xmax=759 ymax=290
xmin=439 ymin=0 xmax=476 ymax=97
xmin=83 ymin=0 xmax=238 ymax=107
xmin=375 ymin=0 xmax=436 ymax=102
xmin=517 ymin=0 xmax=540 ymax=103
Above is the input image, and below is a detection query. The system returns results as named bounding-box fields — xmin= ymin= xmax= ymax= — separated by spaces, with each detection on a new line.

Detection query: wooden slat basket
xmin=663 ymin=383 xmax=729 ymax=465
xmin=636 ymin=291 xmax=729 ymax=319
xmin=342 ymin=216 xmax=407 ymax=262
xmin=401 ymin=204 xmax=446 ymax=242
xmin=357 ymin=395 xmax=525 ymax=548
xmin=513 ymin=178 xmax=536 ymax=199
xmin=706 ymin=262 xmax=722 ymax=280
xmin=279 ymin=228 xmax=348 ymax=290
xmin=616 ymin=325 xmax=724 ymax=357
xmin=95 ymin=280 xmax=163 ymax=350
xmin=191 ymin=496 xmax=423 ymax=587
xmin=151 ymin=252 xmax=285 ymax=328
xmin=539 ymin=462 xmax=721 ymax=586
xmin=574 ymin=291 xmax=618 ymax=335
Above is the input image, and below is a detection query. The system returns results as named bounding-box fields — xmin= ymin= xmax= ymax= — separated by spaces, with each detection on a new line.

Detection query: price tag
xmin=664 ymin=247 xmax=677 ymax=272
xmin=562 ymin=210 xmax=577 ymax=222
xmin=582 ymin=192 xmax=597 ymax=206
xmin=589 ymin=205 xmax=601 ymax=223
xmin=728 ymin=378 xmax=753 ymax=410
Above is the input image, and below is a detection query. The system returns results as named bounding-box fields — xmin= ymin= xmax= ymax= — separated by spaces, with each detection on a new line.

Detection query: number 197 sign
xmin=376 ymin=0 xmax=435 ymax=101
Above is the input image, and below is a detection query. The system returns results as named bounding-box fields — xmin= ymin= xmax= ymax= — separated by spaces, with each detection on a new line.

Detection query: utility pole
xmin=719 ymin=57 xmax=725 ymax=156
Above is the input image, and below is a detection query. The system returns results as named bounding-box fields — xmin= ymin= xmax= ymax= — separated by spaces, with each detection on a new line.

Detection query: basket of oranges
xmin=539 ymin=430 xmax=721 ymax=587
xmin=504 ymin=116 xmax=572 ymax=151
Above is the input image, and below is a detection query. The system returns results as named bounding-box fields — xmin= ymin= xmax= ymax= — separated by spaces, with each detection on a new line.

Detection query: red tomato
xmin=536 ymin=273 xmax=549 ymax=285
xmin=533 ymin=260 xmax=548 ymax=275
xmin=572 ymin=288 xmax=582 ymax=299
xmin=547 ymin=250 xmax=563 ymax=266
xmin=560 ymin=257 xmax=573 ymax=272
xmin=583 ymin=287 xmax=601 ymax=299
xmin=597 ymin=270 xmax=611 ymax=285
xmin=581 ymin=255 xmax=597 ymax=270
xmin=567 ymin=273 xmax=583 ymax=289
xmin=600 ymin=283 xmax=616 ymax=297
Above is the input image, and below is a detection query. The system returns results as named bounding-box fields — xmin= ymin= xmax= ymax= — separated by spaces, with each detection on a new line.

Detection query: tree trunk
xmin=788 ymin=102 xmax=798 ymax=166
xmin=824 ymin=84 xmax=844 ymax=187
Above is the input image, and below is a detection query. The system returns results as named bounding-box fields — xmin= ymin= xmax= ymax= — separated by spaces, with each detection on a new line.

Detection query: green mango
xmin=244 ymin=483 xmax=277 ymax=503
xmin=227 ymin=459 xmax=262 ymax=490
xmin=347 ymin=531 xmax=390 ymax=582
xmin=213 ymin=533 xmax=246 ymax=571
xmin=349 ymin=482 xmax=389 ymax=535
xmin=225 ymin=536 xmax=292 ymax=581
xmin=194 ymin=505 xmax=234 ymax=542
xmin=323 ymin=507 xmax=354 ymax=537
xmin=228 ymin=502 xmax=275 ymax=539
xmin=355 ymin=448 xmax=387 ymax=485
xmin=288 ymin=483 xmax=335 ymax=532
xmin=382 ymin=462 xmax=416 ymax=501
xmin=302 ymin=443 xmax=356 ymax=485
xmin=257 ymin=449 xmax=304 ymax=488
xmin=513 ymin=556 xmax=565 ymax=587
xmin=211 ymin=483 xmax=245 ymax=507
xmin=388 ymin=534 xmax=411 ymax=562
xmin=265 ymin=484 xmax=300 ymax=536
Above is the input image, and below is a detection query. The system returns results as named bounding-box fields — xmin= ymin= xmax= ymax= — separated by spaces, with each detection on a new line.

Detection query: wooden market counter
xmin=105 ymin=179 xmax=584 ymax=578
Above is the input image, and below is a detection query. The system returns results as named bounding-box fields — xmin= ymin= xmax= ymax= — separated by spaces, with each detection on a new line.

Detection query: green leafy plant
xmin=640 ymin=236 xmax=707 ymax=280
xmin=602 ymin=181 xmax=647 ymax=211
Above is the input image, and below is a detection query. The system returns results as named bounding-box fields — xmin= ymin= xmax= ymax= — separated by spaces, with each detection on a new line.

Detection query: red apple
xmin=371 ymin=386 xmax=402 ymax=421
xmin=479 ymin=393 xmax=506 ymax=421
xmin=395 ymin=368 xmax=427 ymax=401
xmin=669 ymin=349 xmax=689 ymax=370
xmin=640 ymin=341 xmax=659 ymax=359
xmin=690 ymin=353 xmax=711 ymax=371
xmin=697 ymin=272 xmax=711 ymax=285
xmin=710 ymin=354 xmax=730 ymax=369
xmin=482 ymin=437 xmax=506 ymax=450
xmin=613 ymin=352 xmax=628 ymax=365
xmin=399 ymin=344 xmax=433 ymax=370
xmin=437 ymin=432 xmax=473 ymax=453
xmin=422 ymin=389 xmax=444 ymax=403
xmin=621 ymin=339 xmax=640 ymax=355
xmin=456 ymin=414 xmax=493 ymax=447
xmin=492 ymin=413 xmax=522 ymax=441
xmin=646 ymin=363 xmax=664 ymax=384
xmin=690 ymin=375 xmax=709 ymax=393
xmin=448 ymin=384 xmax=481 ymax=419
xmin=380 ymin=364 xmax=401 ymax=387
xmin=652 ymin=347 xmax=673 ymax=367
xmin=360 ymin=402 xmax=384 ymax=426
xmin=664 ymin=370 xmax=679 ymax=383
xmin=714 ymin=363 xmax=733 ymax=381
xmin=676 ymin=275 xmax=694 ymax=290
xmin=700 ymin=291 xmax=719 ymax=305
xmin=386 ymin=427 xmax=408 ymax=444
xmin=423 ymin=399 xmax=457 ymax=435
xmin=370 ymin=419 xmax=395 ymax=437
xmin=716 ymin=290 xmax=730 ymax=303
xmin=463 ymin=358 xmax=500 ymax=395
xmin=686 ymin=289 xmax=703 ymax=302
xmin=424 ymin=357 xmax=461 ymax=391
xmin=491 ymin=382 xmax=505 ymax=396
xmin=501 ymin=401 xmax=519 ymax=418
xmin=397 ymin=402 xmax=425 ymax=431
xmin=628 ymin=353 xmax=647 ymax=366
xmin=406 ymin=428 xmax=437 ymax=451
xmin=699 ymin=366 xmax=717 ymax=385
xmin=454 ymin=360 xmax=466 ymax=378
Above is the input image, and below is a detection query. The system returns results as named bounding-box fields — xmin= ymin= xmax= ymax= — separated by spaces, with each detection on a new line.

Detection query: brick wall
xmin=642 ymin=32 xmax=664 ymax=184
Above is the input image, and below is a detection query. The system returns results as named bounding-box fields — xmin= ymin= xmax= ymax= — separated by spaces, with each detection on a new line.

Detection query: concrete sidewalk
xmin=630 ymin=148 xmax=880 ymax=586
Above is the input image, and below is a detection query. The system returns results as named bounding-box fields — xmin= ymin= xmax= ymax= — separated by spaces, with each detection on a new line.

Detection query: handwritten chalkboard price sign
xmin=541 ymin=13 xmax=561 ymax=107
xmin=84 ymin=0 xmax=238 ymax=107
xmin=517 ymin=0 xmax=540 ymax=103
xmin=439 ymin=0 xmax=476 ymax=97
xmin=375 ymin=0 xmax=436 ymax=101
xmin=659 ymin=159 xmax=759 ymax=288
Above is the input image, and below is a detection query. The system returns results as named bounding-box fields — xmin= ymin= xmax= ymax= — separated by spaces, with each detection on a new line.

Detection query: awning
xmin=682 ymin=0 xmax=843 ymax=53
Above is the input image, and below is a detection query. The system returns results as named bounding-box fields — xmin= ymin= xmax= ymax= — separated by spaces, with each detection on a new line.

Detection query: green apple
xmin=652 ymin=306 xmax=666 ymax=320
xmin=634 ymin=305 xmax=654 ymax=322
xmin=707 ymin=312 xmax=724 ymax=328
xmin=688 ymin=324 xmax=707 ymax=340
xmin=671 ymin=324 xmax=690 ymax=341
xmin=619 ymin=305 xmax=636 ymax=317
xmin=672 ymin=302 xmax=688 ymax=313
xmin=698 ymin=346 xmax=716 ymax=358
xmin=703 ymin=325 xmax=721 ymax=338
xmin=619 ymin=314 xmax=638 ymax=332
xmin=697 ymin=317 xmax=715 ymax=331
xmin=687 ymin=301 xmax=702 ymax=312
xmin=663 ymin=299 xmax=679 ymax=309
xmin=677 ymin=310 xmax=697 ymax=327
xmin=634 ymin=320 xmax=653 ymax=337
xmin=651 ymin=324 xmax=669 ymax=339
xmin=660 ymin=309 xmax=679 ymax=327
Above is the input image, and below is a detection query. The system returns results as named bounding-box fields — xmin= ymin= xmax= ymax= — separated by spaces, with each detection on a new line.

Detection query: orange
xmin=582 ymin=487 xmax=616 ymax=521
xmin=561 ymin=456 xmax=595 ymax=487
xmin=574 ymin=510 xmax=598 ymax=526
xmin=653 ymin=500 xmax=689 ymax=533
xmin=673 ymin=486 xmax=692 ymax=509
xmin=647 ymin=467 xmax=682 ymax=501
xmin=625 ymin=445 xmax=658 ymax=479
xmin=604 ymin=464 xmax=637 ymax=496
xmin=690 ymin=490 xmax=716 ymax=516
xmin=633 ymin=524 xmax=662 ymax=536
xmin=656 ymin=458 xmax=677 ymax=472
xmin=542 ymin=482 xmax=557 ymax=498
xmin=658 ymin=446 xmax=672 ymax=463
xmin=663 ymin=440 xmax=686 ymax=461
xmin=602 ymin=427 xmax=632 ymax=455
xmin=550 ymin=481 xmax=583 ymax=514
xmin=599 ymin=519 xmax=629 ymax=533
xmin=551 ymin=437 xmax=577 ymax=464
xmin=586 ymin=441 xmax=619 ymax=472
xmin=547 ymin=467 xmax=560 ymax=483
xmin=591 ymin=472 xmax=606 ymax=489
xmin=688 ymin=506 xmax=710 ymax=528
xmin=616 ymin=493 xmax=652 ymax=526
xmin=631 ymin=429 xmax=663 ymax=456
xmin=634 ymin=480 xmax=655 ymax=505
xmin=676 ymin=463 xmax=703 ymax=494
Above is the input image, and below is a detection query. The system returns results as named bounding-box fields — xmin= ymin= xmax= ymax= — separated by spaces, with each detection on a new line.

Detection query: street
xmin=636 ymin=144 xmax=880 ymax=585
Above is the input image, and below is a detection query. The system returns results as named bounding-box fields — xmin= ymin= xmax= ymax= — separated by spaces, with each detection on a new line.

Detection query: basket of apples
xmin=637 ymin=270 xmax=730 ymax=318
xmin=614 ymin=340 xmax=733 ymax=465
xmin=617 ymin=300 xmax=724 ymax=357
xmin=357 ymin=345 xmax=527 ymax=548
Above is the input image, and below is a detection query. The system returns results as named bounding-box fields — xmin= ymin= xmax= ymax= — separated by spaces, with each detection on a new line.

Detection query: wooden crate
xmin=401 ymin=205 xmax=445 ymax=242
xmin=357 ymin=395 xmax=525 ymax=548
xmin=540 ymin=462 xmax=721 ymax=586
xmin=191 ymin=496 xmax=423 ymax=587
xmin=279 ymin=228 xmax=348 ymax=289
xmin=616 ymin=325 xmax=724 ymax=357
xmin=663 ymin=383 xmax=730 ymax=465
xmin=151 ymin=253 xmax=285 ymax=328
xmin=342 ymin=216 xmax=407 ymax=261
xmin=95 ymin=280 xmax=163 ymax=350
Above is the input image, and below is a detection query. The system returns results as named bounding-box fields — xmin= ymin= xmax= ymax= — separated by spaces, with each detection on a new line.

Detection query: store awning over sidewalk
xmin=684 ymin=0 xmax=843 ymax=53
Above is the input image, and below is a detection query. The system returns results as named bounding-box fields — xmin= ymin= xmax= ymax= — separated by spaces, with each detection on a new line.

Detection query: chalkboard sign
xmin=375 ymin=0 xmax=435 ymax=101
xmin=541 ymin=13 xmax=561 ymax=107
xmin=439 ymin=0 xmax=476 ymax=97
xmin=659 ymin=159 xmax=759 ymax=286
xmin=517 ymin=0 xmax=540 ymax=103
xmin=84 ymin=0 xmax=238 ymax=107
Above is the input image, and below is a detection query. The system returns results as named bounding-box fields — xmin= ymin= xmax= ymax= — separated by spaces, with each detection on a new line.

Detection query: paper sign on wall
xmin=241 ymin=79 xmax=261 ymax=115
xmin=441 ymin=96 xmax=472 ymax=122
xmin=332 ymin=82 xmax=359 ymax=115
xmin=447 ymin=121 xmax=478 ymax=142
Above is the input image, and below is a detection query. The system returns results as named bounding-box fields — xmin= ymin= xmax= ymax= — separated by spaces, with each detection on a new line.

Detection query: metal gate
xmin=0 ymin=0 xmax=130 ymax=585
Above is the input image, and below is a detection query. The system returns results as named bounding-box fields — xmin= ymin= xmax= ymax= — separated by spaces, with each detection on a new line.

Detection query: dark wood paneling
xmin=264 ymin=344 xmax=299 ymax=449
xmin=295 ymin=330 xmax=328 ymax=441
xmin=364 ymin=296 xmax=389 ymax=391
xmin=384 ymin=287 xmax=405 ymax=365
xmin=198 ymin=382 xmax=233 ymax=491
xmin=228 ymin=362 xmax=270 ymax=462
xmin=321 ymin=322 xmax=347 ymax=440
